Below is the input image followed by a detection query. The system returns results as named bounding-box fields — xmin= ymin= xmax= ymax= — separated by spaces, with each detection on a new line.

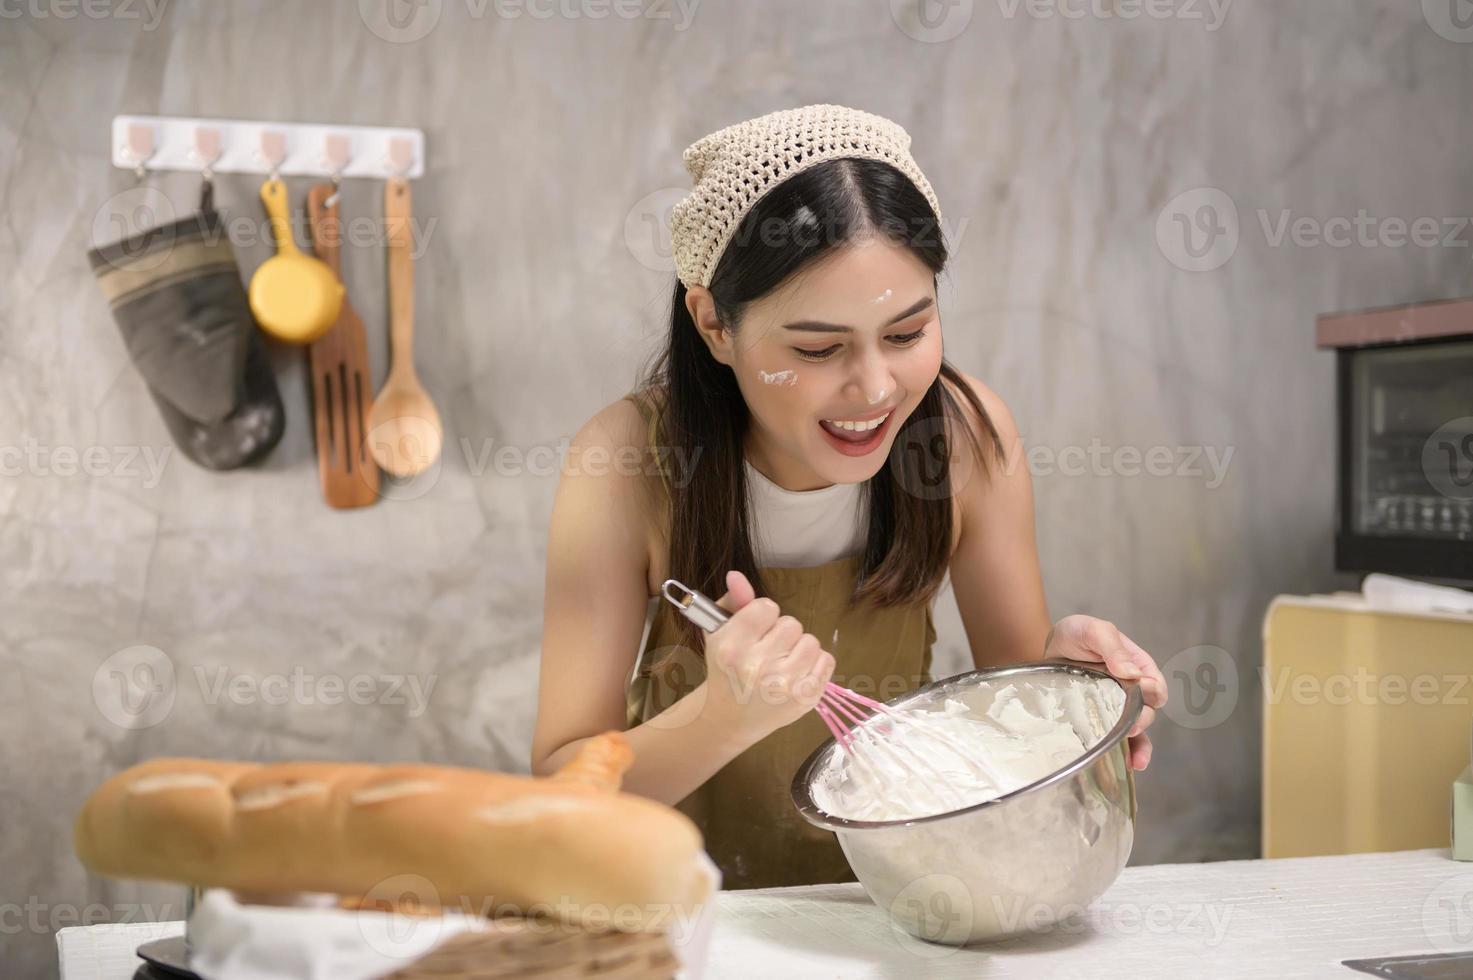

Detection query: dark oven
xmin=1317 ymin=297 xmax=1473 ymax=581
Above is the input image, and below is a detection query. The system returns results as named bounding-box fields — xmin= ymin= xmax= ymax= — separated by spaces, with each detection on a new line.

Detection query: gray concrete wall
xmin=3 ymin=1 xmax=1471 ymax=976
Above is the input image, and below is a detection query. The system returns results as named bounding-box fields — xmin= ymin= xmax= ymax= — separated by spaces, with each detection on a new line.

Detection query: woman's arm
xmin=530 ymin=398 xmax=760 ymax=805
xmin=945 ymin=373 xmax=1167 ymax=769
xmin=946 ymin=373 xmax=1053 ymax=668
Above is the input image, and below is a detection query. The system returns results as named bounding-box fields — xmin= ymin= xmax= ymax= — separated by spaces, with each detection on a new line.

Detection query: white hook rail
xmin=112 ymin=115 xmax=426 ymax=180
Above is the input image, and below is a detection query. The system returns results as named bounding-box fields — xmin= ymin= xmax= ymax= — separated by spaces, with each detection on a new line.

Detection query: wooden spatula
xmin=306 ymin=183 xmax=379 ymax=508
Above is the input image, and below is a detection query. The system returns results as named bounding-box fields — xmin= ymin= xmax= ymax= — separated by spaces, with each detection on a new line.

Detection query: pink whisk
xmin=661 ymin=580 xmax=991 ymax=809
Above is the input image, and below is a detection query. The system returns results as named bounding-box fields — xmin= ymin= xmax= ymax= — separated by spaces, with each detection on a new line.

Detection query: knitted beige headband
xmin=669 ymin=104 xmax=944 ymax=290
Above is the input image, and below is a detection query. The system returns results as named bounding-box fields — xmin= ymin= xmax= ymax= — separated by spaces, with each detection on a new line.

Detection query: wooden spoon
xmin=306 ymin=183 xmax=379 ymax=509
xmin=367 ymin=177 xmax=442 ymax=478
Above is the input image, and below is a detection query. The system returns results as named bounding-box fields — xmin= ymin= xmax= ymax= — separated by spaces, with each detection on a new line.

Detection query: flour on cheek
xmin=758 ymin=369 xmax=798 ymax=386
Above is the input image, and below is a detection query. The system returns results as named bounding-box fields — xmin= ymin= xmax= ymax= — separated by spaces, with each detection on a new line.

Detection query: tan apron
xmin=622 ymin=394 xmax=937 ymax=889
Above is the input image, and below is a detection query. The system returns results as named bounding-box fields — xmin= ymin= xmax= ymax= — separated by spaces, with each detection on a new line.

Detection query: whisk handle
xmin=662 ymin=581 xmax=851 ymax=689
xmin=663 ymin=580 xmax=863 ymax=737
xmin=660 ymin=579 xmax=731 ymax=633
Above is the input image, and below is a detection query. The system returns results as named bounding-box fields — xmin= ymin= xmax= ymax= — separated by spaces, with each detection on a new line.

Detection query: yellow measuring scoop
xmin=249 ymin=178 xmax=343 ymax=344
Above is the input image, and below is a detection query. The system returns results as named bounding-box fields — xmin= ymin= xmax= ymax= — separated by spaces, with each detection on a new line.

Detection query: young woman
xmin=532 ymin=105 xmax=1167 ymax=890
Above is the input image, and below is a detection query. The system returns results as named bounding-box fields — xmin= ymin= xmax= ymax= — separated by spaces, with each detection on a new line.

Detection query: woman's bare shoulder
xmin=575 ymin=393 xmax=648 ymax=449
xmin=940 ymin=369 xmax=1019 ymax=466
xmin=583 ymin=386 xmax=664 ymax=440
xmin=936 ymin=370 xmax=1024 ymax=555
xmin=563 ymin=390 xmax=670 ymax=588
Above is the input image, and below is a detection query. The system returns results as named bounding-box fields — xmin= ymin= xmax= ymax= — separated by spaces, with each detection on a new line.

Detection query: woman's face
xmin=690 ymin=236 xmax=944 ymax=491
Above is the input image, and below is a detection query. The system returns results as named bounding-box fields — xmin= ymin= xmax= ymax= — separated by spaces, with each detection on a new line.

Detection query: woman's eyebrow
xmin=781 ymin=296 xmax=934 ymax=333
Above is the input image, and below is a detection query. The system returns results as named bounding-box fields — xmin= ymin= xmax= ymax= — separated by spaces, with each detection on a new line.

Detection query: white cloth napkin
xmin=1362 ymin=573 xmax=1473 ymax=615
xmin=187 ymin=854 xmax=721 ymax=980
xmin=187 ymin=889 xmax=486 ymax=980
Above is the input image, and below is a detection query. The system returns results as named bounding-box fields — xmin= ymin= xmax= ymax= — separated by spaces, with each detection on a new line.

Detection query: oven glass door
xmin=1349 ymin=340 xmax=1473 ymax=541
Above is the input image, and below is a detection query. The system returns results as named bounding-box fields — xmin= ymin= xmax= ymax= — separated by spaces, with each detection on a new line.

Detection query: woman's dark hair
xmin=635 ymin=157 xmax=1003 ymax=655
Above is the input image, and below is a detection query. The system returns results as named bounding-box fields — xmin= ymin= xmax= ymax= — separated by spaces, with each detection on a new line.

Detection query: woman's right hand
xmin=700 ymin=570 xmax=836 ymax=741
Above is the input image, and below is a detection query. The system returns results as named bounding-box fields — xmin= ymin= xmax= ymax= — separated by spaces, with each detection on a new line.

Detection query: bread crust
xmin=73 ymin=733 xmax=708 ymax=930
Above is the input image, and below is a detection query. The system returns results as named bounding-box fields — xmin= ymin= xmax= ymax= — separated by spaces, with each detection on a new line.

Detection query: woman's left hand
xmin=1043 ymin=615 xmax=1167 ymax=771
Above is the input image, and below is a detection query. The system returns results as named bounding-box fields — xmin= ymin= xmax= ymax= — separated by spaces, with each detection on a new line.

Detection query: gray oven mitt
xmin=87 ymin=182 xmax=284 ymax=470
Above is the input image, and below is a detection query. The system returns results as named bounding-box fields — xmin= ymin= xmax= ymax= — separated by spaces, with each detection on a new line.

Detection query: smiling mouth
xmin=819 ymin=411 xmax=891 ymax=440
xmin=817 ymin=406 xmax=899 ymax=452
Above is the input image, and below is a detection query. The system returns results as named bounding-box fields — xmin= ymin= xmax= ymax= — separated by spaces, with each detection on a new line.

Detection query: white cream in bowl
xmin=811 ymin=678 xmax=1126 ymax=821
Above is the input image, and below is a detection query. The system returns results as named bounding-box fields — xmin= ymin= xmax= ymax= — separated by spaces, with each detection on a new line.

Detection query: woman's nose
xmin=845 ymin=349 xmax=895 ymax=407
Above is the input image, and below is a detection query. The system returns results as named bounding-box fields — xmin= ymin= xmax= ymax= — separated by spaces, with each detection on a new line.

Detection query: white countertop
xmin=58 ymin=848 xmax=1466 ymax=979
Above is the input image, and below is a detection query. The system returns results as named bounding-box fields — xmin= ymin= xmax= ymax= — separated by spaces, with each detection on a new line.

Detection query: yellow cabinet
xmin=1262 ymin=595 xmax=1473 ymax=857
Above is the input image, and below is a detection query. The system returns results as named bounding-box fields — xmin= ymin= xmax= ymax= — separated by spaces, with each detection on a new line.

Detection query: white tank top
xmin=741 ymin=458 xmax=867 ymax=566
xmin=633 ymin=459 xmax=867 ymax=668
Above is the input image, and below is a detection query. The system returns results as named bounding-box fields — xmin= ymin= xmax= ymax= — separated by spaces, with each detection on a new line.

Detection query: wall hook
xmin=259 ymin=129 xmax=286 ymax=184
xmin=123 ymin=122 xmax=155 ymax=180
xmin=191 ymin=126 xmax=222 ymax=184
xmin=387 ymin=136 xmax=414 ymax=178
xmin=322 ymin=133 xmax=351 ymax=209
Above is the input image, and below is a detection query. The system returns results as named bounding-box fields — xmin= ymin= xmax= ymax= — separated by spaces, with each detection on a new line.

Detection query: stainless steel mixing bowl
xmin=791 ymin=659 xmax=1142 ymax=945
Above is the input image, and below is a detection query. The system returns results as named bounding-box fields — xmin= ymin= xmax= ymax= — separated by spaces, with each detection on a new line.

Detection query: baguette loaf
xmin=74 ymin=732 xmax=709 ymax=930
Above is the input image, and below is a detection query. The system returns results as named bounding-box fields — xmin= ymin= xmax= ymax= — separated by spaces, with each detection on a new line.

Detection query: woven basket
xmin=380 ymin=915 xmax=679 ymax=979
